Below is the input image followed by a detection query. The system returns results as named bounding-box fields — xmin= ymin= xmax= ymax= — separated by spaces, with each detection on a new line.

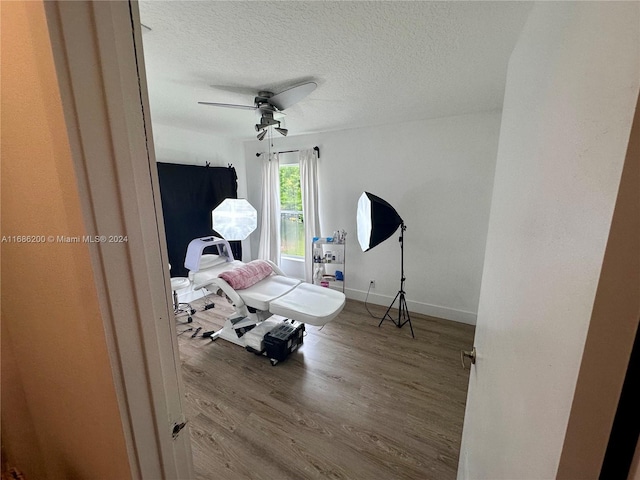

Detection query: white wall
xmin=244 ymin=112 xmax=502 ymax=324
xmin=152 ymin=123 xmax=253 ymax=260
xmin=458 ymin=2 xmax=639 ymax=478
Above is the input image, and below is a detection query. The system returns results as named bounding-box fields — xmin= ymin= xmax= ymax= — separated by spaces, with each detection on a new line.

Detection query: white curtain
xmin=299 ymin=148 xmax=321 ymax=282
xmin=258 ymin=153 xmax=281 ymax=264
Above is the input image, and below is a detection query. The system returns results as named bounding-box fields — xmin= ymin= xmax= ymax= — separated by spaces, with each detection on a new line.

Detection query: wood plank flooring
xmin=177 ymin=293 xmax=475 ymax=480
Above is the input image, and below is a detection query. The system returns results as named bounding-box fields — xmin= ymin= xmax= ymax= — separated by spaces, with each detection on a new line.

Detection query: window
xmin=279 ymin=164 xmax=304 ymax=258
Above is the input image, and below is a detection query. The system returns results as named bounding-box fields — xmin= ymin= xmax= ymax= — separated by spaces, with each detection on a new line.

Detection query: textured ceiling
xmin=139 ymin=1 xmax=532 ymax=140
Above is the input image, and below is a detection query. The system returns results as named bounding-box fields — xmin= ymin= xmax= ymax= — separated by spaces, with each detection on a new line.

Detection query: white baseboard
xmin=345 ymin=288 xmax=477 ymax=326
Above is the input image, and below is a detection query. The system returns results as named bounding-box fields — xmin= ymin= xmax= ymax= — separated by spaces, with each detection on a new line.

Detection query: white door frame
xmin=44 ymin=1 xmax=193 ymax=477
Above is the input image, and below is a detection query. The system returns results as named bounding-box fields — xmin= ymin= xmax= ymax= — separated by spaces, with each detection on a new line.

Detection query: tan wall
xmin=557 ymin=77 xmax=640 ymax=478
xmin=0 ymin=2 xmax=131 ymax=478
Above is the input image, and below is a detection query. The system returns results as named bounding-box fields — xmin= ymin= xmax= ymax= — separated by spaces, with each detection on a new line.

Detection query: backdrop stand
xmin=378 ymin=223 xmax=414 ymax=338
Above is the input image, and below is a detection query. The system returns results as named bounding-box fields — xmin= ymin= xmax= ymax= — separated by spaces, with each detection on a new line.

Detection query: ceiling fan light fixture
xmin=258 ymin=115 xmax=279 ymax=127
xmin=257 ymin=129 xmax=267 ymax=141
xmin=275 ymin=127 xmax=288 ymax=136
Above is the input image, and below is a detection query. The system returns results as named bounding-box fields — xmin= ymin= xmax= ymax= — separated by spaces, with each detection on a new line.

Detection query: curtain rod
xmin=256 ymin=146 xmax=320 ymax=158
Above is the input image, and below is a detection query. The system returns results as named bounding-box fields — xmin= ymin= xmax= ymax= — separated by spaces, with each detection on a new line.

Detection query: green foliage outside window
xmin=279 ymin=165 xmax=305 ymax=257
xmin=279 ymin=165 xmax=302 ymax=210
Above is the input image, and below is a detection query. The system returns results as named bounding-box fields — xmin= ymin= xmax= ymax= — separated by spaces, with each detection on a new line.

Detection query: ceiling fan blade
xmin=209 ymin=84 xmax=259 ymax=96
xmin=198 ymin=102 xmax=256 ymax=111
xmin=269 ymin=82 xmax=317 ymax=111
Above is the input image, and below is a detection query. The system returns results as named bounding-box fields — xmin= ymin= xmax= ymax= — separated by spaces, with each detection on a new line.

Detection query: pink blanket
xmin=218 ymin=260 xmax=273 ymax=290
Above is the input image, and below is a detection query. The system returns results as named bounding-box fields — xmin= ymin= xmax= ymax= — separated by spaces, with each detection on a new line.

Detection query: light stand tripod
xmin=379 ymin=223 xmax=414 ymax=338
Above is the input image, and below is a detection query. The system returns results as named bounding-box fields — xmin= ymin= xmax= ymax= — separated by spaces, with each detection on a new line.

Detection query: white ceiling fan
xmin=198 ymin=81 xmax=317 ymax=139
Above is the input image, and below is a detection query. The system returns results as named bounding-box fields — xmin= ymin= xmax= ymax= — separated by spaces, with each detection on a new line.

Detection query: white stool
xmin=171 ymin=277 xmax=194 ymax=323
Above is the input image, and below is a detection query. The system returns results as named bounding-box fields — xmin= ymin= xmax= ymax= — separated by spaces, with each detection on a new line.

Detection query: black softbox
xmin=356 ymin=192 xmax=403 ymax=252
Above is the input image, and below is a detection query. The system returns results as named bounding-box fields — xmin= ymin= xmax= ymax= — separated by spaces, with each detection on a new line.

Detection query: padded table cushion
xmin=198 ymin=254 xmax=226 ymax=270
xmin=191 ymin=260 xmax=245 ymax=289
xmin=239 ymin=275 xmax=301 ymax=311
xmin=269 ymin=283 xmax=346 ymax=326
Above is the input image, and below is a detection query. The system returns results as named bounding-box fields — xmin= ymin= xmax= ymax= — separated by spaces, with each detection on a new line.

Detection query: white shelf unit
xmin=311 ymin=236 xmax=345 ymax=293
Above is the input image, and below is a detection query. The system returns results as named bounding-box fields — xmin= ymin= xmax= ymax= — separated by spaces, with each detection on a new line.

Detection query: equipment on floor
xmin=170 ymin=271 xmax=195 ymax=323
xmin=182 ymin=235 xmax=343 ymax=361
xmin=357 ymin=192 xmax=414 ymax=338
xmin=243 ymin=318 xmax=305 ymax=366
xmin=185 ymin=237 xmax=345 ymax=331
xmin=263 ymin=321 xmax=305 ymax=366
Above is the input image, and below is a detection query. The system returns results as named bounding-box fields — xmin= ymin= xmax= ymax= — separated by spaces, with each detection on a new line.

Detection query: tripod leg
xmin=379 ymin=290 xmax=401 ymax=327
xmin=399 ymin=294 xmax=414 ymax=338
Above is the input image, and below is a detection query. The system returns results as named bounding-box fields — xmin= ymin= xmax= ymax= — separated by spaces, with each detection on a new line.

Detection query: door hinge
xmin=172 ymin=420 xmax=188 ymax=439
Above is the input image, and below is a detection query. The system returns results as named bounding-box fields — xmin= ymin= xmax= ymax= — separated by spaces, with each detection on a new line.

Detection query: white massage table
xmin=185 ymin=237 xmax=346 ymax=347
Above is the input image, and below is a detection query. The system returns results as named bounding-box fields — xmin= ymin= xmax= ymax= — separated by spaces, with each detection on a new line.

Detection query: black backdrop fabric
xmin=157 ymin=163 xmax=241 ymax=277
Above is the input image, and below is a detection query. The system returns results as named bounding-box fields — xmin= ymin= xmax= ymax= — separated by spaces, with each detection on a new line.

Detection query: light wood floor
xmin=177 ymin=293 xmax=475 ymax=480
